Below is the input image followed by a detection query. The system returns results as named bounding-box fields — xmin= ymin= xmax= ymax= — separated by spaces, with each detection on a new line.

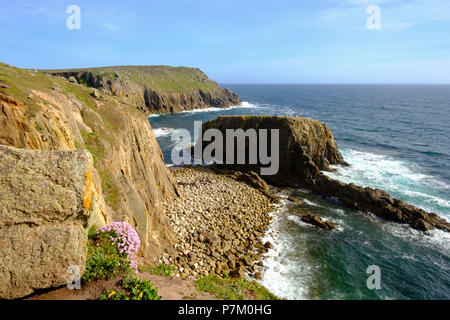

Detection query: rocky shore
xmin=160 ymin=166 xmax=278 ymax=280
xmin=200 ymin=115 xmax=450 ymax=232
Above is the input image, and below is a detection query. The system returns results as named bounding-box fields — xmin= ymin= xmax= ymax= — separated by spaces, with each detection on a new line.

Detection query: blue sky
xmin=1 ymin=0 xmax=450 ymax=83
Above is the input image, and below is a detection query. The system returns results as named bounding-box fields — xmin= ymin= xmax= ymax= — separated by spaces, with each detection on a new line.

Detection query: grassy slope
xmin=41 ymin=65 xmax=223 ymax=94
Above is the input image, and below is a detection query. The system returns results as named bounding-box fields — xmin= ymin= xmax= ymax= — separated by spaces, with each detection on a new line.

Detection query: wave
xmin=259 ymin=204 xmax=313 ymax=300
xmin=152 ymin=127 xmax=173 ymax=137
xmin=383 ymin=222 xmax=450 ymax=256
xmin=302 ymin=199 xmax=322 ymax=207
xmin=325 ymin=148 xmax=450 ymax=218
xmin=180 ymin=101 xmax=259 ymax=114
xmin=147 ymin=101 xmax=258 ymax=118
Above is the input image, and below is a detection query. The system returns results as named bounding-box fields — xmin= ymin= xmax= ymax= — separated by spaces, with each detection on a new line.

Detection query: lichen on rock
xmin=0 ymin=145 xmax=106 ymax=299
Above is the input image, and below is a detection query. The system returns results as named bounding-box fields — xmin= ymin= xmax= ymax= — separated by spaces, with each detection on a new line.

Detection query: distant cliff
xmin=44 ymin=66 xmax=241 ymax=115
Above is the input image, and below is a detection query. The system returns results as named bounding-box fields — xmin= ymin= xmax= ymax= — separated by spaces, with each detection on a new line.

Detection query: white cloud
xmin=318 ymin=0 xmax=450 ymax=30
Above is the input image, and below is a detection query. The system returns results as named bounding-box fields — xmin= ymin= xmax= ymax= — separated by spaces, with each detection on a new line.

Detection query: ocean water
xmin=149 ymin=84 xmax=450 ymax=300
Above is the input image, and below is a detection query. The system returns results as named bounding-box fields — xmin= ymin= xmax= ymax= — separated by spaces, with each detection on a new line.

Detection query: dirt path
xmin=27 ymin=273 xmax=215 ymax=300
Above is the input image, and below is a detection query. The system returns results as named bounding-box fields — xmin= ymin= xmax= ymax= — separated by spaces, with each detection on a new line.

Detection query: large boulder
xmin=0 ymin=145 xmax=107 ymax=299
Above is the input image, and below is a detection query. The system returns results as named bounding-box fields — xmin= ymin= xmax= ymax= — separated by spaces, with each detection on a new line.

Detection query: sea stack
xmin=199 ymin=115 xmax=450 ymax=232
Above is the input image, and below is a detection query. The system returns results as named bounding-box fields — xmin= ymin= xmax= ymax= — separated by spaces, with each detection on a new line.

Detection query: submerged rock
xmin=301 ymin=213 xmax=336 ymax=231
xmin=288 ymin=195 xmax=302 ymax=204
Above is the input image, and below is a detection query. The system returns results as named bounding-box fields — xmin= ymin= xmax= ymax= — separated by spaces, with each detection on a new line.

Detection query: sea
xmin=148 ymin=84 xmax=450 ymax=300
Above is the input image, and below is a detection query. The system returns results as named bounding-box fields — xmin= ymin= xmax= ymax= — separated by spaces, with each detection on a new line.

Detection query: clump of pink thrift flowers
xmin=96 ymin=222 xmax=140 ymax=272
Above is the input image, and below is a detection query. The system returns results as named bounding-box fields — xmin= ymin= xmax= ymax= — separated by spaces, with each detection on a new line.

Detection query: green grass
xmin=195 ymin=275 xmax=279 ymax=300
xmin=82 ymin=226 xmax=131 ymax=283
xmin=99 ymin=168 xmax=120 ymax=210
xmin=139 ymin=264 xmax=176 ymax=277
xmin=34 ymin=121 xmax=44 ymax=132
xmin=80 ymin=130 xmax=104 ymax=166
xmin=64 ymin=84 xmax=99 ymax=113
xmin=42 ymin=65 xmax=222 ymax=94
xmin=100 ymin=275 xmax=161 ymax=300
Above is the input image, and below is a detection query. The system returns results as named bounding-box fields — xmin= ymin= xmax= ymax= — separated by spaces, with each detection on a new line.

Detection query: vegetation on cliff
xmin=195 ymin=275 xmax=278 ymax=300
xmin=42 ymin=65 xmax=241 ymax=114
xmin=100 ymin=275 xmax=161 ymax=300
xmin=43 ymin=65 xmax=222 ymax=94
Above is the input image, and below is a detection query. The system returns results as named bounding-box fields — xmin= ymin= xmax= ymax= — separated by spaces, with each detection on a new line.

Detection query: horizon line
xmin=219 ymin=83 xmax=450 ymax=85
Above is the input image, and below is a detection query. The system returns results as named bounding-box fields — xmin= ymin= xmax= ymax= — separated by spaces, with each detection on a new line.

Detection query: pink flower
xmin=96 ymin=222 xmax=140 ymax=272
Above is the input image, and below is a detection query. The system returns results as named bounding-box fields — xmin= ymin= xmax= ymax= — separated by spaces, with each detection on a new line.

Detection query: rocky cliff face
xmin=199 ymin=115 xmax=450 ymax=232
xmin=46 ymin=66 xmax=241 ymax=115
xmin=200 ymin=115 xmax=347 ymax=186
xmin=0 ymin=63 xmax=181 ymax=297
xmin=0 ymin=146 xmax=107 ymax=299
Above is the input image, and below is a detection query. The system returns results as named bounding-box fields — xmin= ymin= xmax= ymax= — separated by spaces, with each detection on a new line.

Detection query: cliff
xmin=0 ymin=62 xmax=181 ymax=296
xmin=44 ymin=66 xmax=241 ymax=115
xmin=199 ymin=115 xmax=450 ymax=232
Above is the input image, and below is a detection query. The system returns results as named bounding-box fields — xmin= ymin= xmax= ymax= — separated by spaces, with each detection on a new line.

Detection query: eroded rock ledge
xmin=200 ymin=115 xmax=449 ymax=232
xmin=311 ymin=175 xmax=450 ymax=232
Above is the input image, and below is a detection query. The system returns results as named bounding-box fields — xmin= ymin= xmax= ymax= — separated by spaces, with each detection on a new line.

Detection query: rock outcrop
xmin=200 ymin=115 xmax=348 ymax=186
xmin=46 ymin=66 xmax=241 ymax=115
xmin=301 ymin=214 xmax=336 ymax=231
xmin=0 ymin=63 xmax=181 ymax=299
xmin=311 ymin=175 xmax=450 ymax=232
xmin=0 ymin=146 xmax=107 ymax=299
xmin=199 ymin=115 xmax=450 ymax=232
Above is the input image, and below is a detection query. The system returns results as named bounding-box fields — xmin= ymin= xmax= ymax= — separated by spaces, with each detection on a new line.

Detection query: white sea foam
xmin=325 ymin=148 xmax=450 ymax=219
xmin=148 ymin=101 xmax=258 ymax=118
xmin=152 ymin=127 xmax=173 ymax=137
xmin=302 ymin=199 xmax=322 ymax=207
xmin=401 ymin=190 xmax=450 ymax=211
xmin=180 ymin=101 xmax=259 ymax=114
xmin=385 ymin=222 xmax=450 ymax=257
xmin=332 ymin=208 xmax=346 ymax=216
xmin=152 ymin=127 xmax=193 ymax=142
xmin=258 ymin=197 xmax=313 ymax=300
